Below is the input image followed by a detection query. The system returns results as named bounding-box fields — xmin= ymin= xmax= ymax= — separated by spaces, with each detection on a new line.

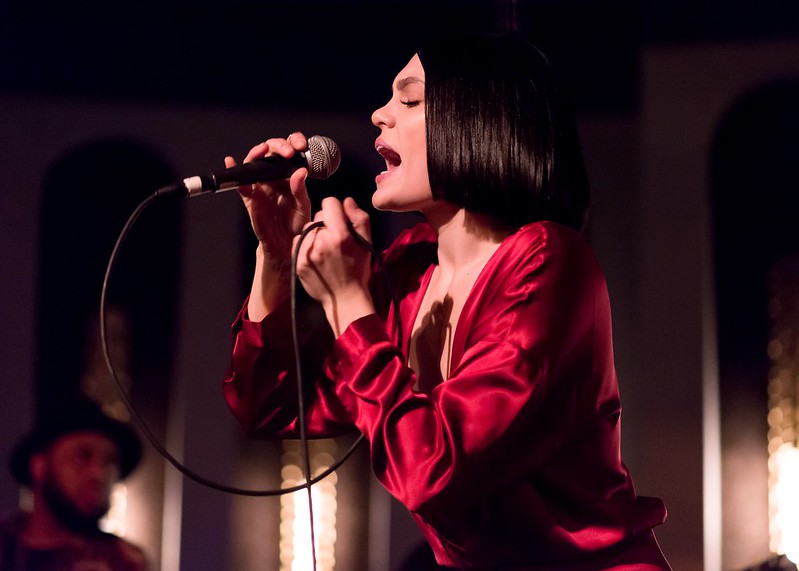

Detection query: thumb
xmin=343 ymin=197 xmax=371 ymax=243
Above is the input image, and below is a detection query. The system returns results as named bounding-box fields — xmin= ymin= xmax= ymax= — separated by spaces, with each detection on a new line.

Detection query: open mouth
xmin=376 ymin=143 xmax=402 ymax=173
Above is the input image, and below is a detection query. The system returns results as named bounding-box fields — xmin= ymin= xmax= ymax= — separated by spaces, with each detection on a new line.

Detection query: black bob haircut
xmin=418 ymin=32 xmax=590 ymax=231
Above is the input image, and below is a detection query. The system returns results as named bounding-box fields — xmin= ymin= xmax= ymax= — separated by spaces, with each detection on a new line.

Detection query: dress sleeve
xmin=325 ymin=224 xmax=620 ymax=517
xmin=222 ymin=292 xmax=355 ymax=438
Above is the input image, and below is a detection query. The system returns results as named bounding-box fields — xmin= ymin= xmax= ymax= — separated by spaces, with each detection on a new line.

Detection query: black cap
xmin=10 ymin=396 xmax=143 ymax=486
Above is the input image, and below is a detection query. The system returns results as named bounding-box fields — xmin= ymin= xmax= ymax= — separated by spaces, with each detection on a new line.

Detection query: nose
xmin=85 ymin=456 xmax=120 ymax=484
xmin=86 ymin=461 xmax=107 ymax=482
xmin=371 ymin=101 xmax=393 ymax=128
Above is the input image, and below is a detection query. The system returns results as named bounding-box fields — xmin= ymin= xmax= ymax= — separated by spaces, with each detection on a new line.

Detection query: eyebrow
xmin=395 ymin=76 xmax=425 ymax=91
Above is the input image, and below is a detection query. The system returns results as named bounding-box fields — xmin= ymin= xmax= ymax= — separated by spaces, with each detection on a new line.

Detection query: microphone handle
xmin=156 ymin=153 xmax=309 ymax=197
xmin=186 ymin=153 xmax=309 ymax=195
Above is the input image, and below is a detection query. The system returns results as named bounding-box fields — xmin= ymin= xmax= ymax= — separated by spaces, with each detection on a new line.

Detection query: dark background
xmin=2 ymin=0 xmax=797 ymax=115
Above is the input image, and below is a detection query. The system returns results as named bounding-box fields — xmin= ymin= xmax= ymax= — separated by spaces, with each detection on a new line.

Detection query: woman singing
xmin=222 ymin=32 xmax=670 ymax=570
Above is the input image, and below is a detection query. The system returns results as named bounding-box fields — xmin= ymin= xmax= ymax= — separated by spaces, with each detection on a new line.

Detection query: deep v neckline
xmin=406 ymin=238 xmax=508 ymax=387
xmin=405 ymin=263 xmax=436 ymax=357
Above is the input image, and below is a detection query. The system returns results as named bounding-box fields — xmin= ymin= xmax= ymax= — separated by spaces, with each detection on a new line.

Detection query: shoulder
xmin=381 ymin=221 xmax=437 ymax=264
xmin=474 ymin=221 xmax=611 ymax=335
xmin=498 ymin=221 xmax=604 ymax=283
xmin=469 ymin=221 xmax=614 ymax=357
xmin=509 ymin=220 xmax=594 ymax=255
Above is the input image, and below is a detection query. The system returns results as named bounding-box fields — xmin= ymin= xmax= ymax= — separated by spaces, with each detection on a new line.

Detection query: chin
xmin=371 ymin=190 xmax=400 ymax=212
xmin=373 ymin=192 xmax=431 ymax=214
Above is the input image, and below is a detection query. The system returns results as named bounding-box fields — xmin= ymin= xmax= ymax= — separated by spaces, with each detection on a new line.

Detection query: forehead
xmin=393 ymin=54 xmax=425 ymax=88
xmin=51 ymin=431 xmax=118 ymax=455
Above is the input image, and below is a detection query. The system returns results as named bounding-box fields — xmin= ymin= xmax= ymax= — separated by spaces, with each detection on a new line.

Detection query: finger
xmin=238 ymin=183 xmax=254 ymax=199
xmin=343 ymin=197 xmax=371 ymax=243
xmin=229 ymin=155 xmax=256 ymax=198
xmin=292 ymin=232 xmax=309 ymax=265
xmin=286 ymin=132 xmax=309 ymax=152
xmin=289 ymin=167 xmax=311 ymax=211
xmin=263 ymin=137 xmax=296 ymax=159
xmin=303 ymin=217 xmax=324 ymax=231
xmin=318 ymin=197 xmax=350 ymax=239
xmin=297 ymin=220 xmax=324 ymax=262
xmin=242 ymin=138 xmax=294 ymax=164
xmin=243 ymin=141 xmax=270 ymax=163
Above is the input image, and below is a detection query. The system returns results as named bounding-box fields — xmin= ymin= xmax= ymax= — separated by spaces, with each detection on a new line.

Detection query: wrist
xmin=249 ymin=244 xmax=291 ymax=321
xmin=322 ymin=289 xmax=374 ymax=338
xmin=258 ymin=241 xmax=292 ymax=274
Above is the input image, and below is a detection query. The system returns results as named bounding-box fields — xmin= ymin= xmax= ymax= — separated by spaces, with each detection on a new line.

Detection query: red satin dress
xmin=224 ymin=221 xmax=670 ymax=570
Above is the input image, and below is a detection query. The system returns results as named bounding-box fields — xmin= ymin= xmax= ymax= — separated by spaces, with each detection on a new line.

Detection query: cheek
xmin=408 ymin=121 xmax=429 ymax=182
xmin=407 ymin=151 xmax=431 ymax=193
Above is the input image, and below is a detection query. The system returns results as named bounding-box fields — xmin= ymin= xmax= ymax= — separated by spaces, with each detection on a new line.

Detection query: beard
xmin=41 ymin=470 xmax=109 ymax=537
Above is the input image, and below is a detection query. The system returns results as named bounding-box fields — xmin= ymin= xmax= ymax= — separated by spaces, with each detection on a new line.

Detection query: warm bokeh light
xmin=772 ymin=444 xmax=799 ymax=563
xmin=767 ymin=259 xmax=799 ymax=564
xmin=100 ymin=483 xmax=128 ymax=536
xmin=280 ymin=441 xmax=338 ymax=571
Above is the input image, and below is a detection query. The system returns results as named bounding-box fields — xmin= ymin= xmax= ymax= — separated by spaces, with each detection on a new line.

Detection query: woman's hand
xmin=294 ymin=196 xmax=376 ymax=337
xmin=227 ymin=133 xmax=312 ymax=271
xmin=228 ymin=132 xmax=313 ymax=320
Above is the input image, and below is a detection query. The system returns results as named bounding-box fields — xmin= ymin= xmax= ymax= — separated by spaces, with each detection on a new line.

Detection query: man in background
xmin=0 ymin=395 xmax=148 ymax=570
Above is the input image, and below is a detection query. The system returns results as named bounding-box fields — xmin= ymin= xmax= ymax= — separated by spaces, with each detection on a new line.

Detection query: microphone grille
xmin=306 ymin=135 xmax=341 ymax=179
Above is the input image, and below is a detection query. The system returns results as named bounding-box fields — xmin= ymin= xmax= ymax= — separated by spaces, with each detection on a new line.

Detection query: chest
xmin=407 ymin=266 xmax=483 ymax=390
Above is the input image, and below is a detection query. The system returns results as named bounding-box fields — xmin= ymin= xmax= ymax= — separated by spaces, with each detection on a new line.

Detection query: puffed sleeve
xmin=325 ymin=222 xmax=623 ymax=517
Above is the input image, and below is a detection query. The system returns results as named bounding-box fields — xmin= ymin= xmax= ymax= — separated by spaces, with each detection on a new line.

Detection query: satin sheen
xmin=224 ymin=221 xmax=670 ymax=570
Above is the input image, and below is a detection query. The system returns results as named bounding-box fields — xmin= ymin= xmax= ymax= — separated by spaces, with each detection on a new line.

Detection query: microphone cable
xmin=100 ymin=189 xmax=402 ymax=505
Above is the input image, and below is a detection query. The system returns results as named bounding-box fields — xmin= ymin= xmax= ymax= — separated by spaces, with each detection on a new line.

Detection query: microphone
xmin=157 ymin=135 xmax=341 ymax=197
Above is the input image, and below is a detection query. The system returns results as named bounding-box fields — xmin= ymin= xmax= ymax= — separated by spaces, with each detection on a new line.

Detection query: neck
xmin=426 ymin=206 xmax=512 ymax=271
xmin=21 ymin=497 xmax=101 ymax=548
